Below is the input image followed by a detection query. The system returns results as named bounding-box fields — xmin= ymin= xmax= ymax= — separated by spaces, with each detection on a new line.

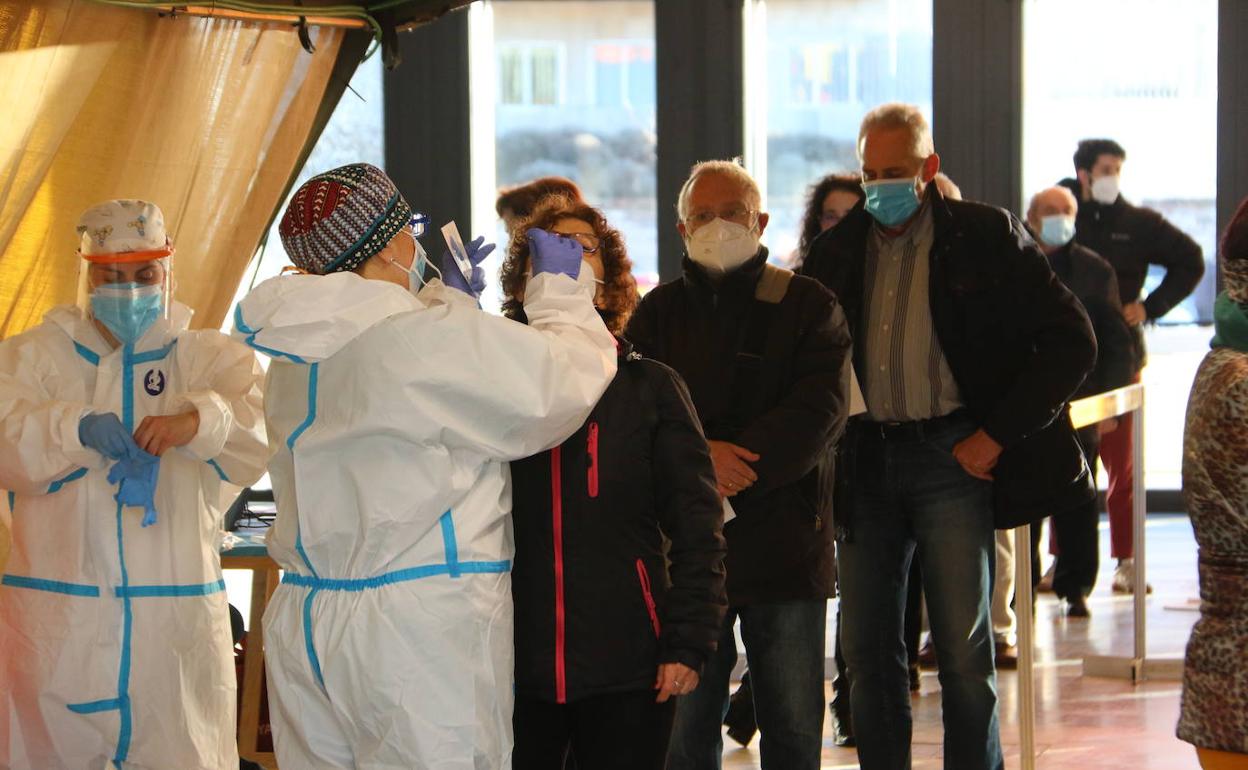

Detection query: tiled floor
xmin=721 ymin=514 xmax=1204 ymax=769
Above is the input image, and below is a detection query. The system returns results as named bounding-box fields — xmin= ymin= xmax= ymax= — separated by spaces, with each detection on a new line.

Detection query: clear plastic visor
xmin=76 ymin=252 xmax=173 ymax=343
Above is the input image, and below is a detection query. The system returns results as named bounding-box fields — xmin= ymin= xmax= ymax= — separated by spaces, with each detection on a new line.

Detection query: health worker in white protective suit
xmin=234 ymin=163 xmax=617 ymax=769
xmin=0 ymin=199 xmax=268 ymax=769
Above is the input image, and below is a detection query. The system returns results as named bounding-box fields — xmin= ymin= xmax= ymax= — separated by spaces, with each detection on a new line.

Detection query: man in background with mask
xmin=1058 ymin=138 xmax=1204 ymax=594
xmin=1025 ymin=186 xmax=1136 ymax=617
xmin=625 ymin=160 xmax=852 ymax=770
xmin=801 ymin=104 xmax=1096 ymax=770
xmin=0 ymin=199 xmax=268 ymax=769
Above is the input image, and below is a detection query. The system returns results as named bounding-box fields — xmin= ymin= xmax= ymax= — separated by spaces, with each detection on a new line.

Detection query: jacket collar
xmin=680 ymin=246 xmax=771 ymax=301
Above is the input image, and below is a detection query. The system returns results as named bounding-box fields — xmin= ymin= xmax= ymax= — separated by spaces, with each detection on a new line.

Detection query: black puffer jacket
xmin=1058 ymin=177 xmax=1205 ymax=369
xmin=801 ymin=187 xmax=1097 ymax=530
xmin=510 ymin=341 xmax=728 ymax=705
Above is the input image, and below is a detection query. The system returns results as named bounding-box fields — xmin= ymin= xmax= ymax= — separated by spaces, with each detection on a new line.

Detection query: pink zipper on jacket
xmin=586 ymin=422 xmax=600 ymax=498
xmin=636 ymin=559 xmax=662 ymax=638
xmin=551 ymin=446 xmax=568 ymax=703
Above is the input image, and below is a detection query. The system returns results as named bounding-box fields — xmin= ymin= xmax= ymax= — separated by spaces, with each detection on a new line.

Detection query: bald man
xmin=1024 ymin=186 xmax=1137 ymax=616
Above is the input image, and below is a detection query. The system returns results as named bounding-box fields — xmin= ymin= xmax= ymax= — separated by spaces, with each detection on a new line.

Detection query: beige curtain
xmin=0 ymin=0 xmax=352 ymax=570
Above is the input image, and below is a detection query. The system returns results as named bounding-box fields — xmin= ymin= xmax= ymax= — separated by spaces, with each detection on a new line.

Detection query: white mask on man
xmin=1091 ymin=174 xmax=1120 ymax=205
xmin=685 ymin=218 xmax=760 ymax=275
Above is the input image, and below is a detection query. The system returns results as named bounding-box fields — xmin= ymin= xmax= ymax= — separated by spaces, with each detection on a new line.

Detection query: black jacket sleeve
xmin=1139 ymin=209 xmax=1205 ymax=321
xmin=982 ymin=215 xmax=1098 ymax=447
xmin=734 ymin=288 xmax=852 ymax=495
xmin=647 ymin=363 xmax=728 ymax=673
xmin=1085 ymin=262 xmax=1137 ymax=394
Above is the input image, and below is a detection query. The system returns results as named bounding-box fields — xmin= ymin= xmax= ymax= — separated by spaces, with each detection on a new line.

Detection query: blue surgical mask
xmin=91 ymin=282 xmax=163 ymax=344
xmin=1039 ymin=214 xmax=1076 ymax=248
xmin=388 ymin=235 xmax=438 ymax=296
xmin=862 ymin=177 xmax=922 ymax=228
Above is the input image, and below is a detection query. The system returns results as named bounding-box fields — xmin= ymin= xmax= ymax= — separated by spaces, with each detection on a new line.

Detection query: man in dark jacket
xmin=1025 ymin=185 xmax=1137 ymax=616
xmin=626 ymin=160 xmax=852 ymax=770
xmin=1058 ymin=138 xmax=1204 ymax=594
xmin=800 ymin=103 xmax=1096 ymax=770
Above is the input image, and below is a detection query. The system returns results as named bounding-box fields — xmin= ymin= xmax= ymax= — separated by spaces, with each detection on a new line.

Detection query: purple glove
xmin=108 ymin=450 xmax=161 ymax=527
xmin=526 ymin=228 xmax=584 ymax=280
xmin=441 ymin=236 xmax=496 ymax=299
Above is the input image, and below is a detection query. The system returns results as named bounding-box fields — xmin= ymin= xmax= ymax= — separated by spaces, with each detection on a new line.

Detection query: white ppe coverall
xmin=0 ymin=303 xmax=267 ymax=770
xmin=233 ymin=268 xmax=616 ymax=770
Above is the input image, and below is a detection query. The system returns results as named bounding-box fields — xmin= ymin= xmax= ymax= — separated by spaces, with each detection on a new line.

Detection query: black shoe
xmin=1064 ymin=594 xmax=1091 ymax=617
xmin=724 ymin=684 xmax=757 ymax=747
xmin=908 ymin=661 xmax=921 ymax=692
xmin=830 ymin=707 xmax=855 ymax=747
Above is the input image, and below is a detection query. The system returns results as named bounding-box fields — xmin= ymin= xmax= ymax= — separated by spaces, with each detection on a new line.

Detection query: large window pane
xmin=1023 ymin=0 xmax=1217 ymax=490
xmin=759 ymin=0 xmax=933 ymax=266
xmin=490 ymin=1 xmax=658 ymax=288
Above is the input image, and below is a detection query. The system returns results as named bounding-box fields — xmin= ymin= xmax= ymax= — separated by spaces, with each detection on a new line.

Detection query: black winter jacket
xmin=625 ymin=249 xmax=852 ymax=606
xmin=801 ymin=188 xmax=1097 ymax=529
xmin=1038 ymin=239 xmax=1137 ymax=398
xmin=1058 ymin=177 xmax=1205 ymax=370
xmin=510 ymin=341 xmax=728 ymax=704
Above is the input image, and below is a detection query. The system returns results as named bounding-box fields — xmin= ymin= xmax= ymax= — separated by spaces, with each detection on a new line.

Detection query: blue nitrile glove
xmin=441 ymin=236 xmax=496 ymax=299
xmin=108 ymin=450 xmax=161 ymax=527
xmin=79 ymin=412 xmax=141 ymax=460
xmin=526 ymin=228 xmax=584 ymax=280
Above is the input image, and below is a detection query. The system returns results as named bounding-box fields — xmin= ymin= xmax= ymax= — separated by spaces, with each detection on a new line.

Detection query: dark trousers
xmin=514 ymin=690 xmax=677 ymax=770
xmin=1033 ymin=426 xmax=1101 ymax=599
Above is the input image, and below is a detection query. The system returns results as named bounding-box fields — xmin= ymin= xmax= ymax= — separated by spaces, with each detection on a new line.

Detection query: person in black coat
xmin=626 ymin=160 xmax=853 ymax=770
xmin=1024 ymin=186 xmax=1137 ymax=615
xmin=503 ymin=196 xmax=728 ymax=770
xmin=800 ymin=103 xmax=1096 ymax=770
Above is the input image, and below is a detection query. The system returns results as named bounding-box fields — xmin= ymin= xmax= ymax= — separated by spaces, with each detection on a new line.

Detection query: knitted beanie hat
xmin=279 ymin=163 xmax=413 ymax=275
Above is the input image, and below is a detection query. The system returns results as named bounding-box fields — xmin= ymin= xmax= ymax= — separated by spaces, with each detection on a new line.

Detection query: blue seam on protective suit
xmin=286 ymin=363 xmax=319 ymax=450
xmin=47 ymin=467 xmax=88 ymax=494
xmin=112 ymin=344 xmax=137 ymax=764
xmin=67 ymin=697 xmax=123 ymax=714
xmin=128 ymin=340 xmax=176 ymax=365
xmin=206 ymin=459 xmax=229 ymax=482
xmin=2 ymin=574 xmax=100 ymax=597
xmin=303 ymin=588 xmax=325 ymax=690
xmin=73 ymin=342 xmax=100 ymax=366
xmin=282 ymin=559 xmax=512 ymax=592
xmin=234 ymin=305 xmax=308 ymax=364
xmin=439 ymin=511 xmax=461 ymax=578
xmin=115 ymin=579 xmax=225 ymax=598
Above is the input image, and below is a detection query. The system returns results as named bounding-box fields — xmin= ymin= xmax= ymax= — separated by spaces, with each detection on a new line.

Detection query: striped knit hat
xmin=280 ymin=163 xmax=413 ymax=275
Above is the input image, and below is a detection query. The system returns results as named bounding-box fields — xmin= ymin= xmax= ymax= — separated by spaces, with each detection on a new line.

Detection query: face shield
xmin=77 ymin=248 xmax=173 ymax=345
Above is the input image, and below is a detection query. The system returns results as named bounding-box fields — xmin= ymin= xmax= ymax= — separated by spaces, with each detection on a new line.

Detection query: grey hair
xmin=857 ymin=102 xmax=935 ymax=161
xmin=676 ymin=159 xmax=762 ymax=221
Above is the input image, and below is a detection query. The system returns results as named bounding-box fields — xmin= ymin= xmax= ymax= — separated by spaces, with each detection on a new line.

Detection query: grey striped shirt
xmin=861 ymin=203 xmax=962 ymax=421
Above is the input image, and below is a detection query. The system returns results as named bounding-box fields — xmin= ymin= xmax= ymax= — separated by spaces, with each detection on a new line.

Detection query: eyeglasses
xmin=548 ymin=230 xmax=601 ymax=254
xmin=410 ymin=213 xmax=430 ymax=238
xmin=684 ymin=205 xmax=758 ymax=230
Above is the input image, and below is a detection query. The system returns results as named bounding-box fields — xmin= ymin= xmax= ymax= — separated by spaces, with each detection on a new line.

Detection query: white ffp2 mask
xmin=685 ymin=218 xmax=760 ymax=275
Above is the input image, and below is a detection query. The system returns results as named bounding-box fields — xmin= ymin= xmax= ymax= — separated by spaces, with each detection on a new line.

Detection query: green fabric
xmin=1211 ymin=291 xmax=1248 ymax=352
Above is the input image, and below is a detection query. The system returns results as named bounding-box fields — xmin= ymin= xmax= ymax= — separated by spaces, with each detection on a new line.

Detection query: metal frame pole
xmin=1014 ymin=524 xmax=1037 ymax=770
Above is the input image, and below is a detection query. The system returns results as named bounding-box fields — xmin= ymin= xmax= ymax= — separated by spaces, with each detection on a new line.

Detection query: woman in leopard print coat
xmin=1177 ymin=197 xmax=1248 ymax=769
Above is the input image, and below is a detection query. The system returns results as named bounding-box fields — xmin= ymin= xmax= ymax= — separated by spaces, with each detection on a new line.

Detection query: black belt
xmin=858 ymin=409 xmax=969 ymax=442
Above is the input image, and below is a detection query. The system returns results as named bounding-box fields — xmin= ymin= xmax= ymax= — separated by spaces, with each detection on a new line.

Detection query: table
xmin=221 ymin=533 xmax=279 ymax=769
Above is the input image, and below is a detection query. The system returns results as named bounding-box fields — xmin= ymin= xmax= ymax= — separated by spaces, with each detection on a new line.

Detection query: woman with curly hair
xmin=504 ymin=197 xmax=729 ymax=769
xmin=795 ymin=172 xmax=864 ymax=264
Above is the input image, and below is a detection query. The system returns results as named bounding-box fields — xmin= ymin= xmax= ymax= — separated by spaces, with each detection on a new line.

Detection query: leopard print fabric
xmin=1177 ymin=347 xmax=1248 ymax=754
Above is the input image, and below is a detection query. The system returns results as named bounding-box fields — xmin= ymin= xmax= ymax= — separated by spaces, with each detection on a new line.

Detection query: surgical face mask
xmin=1091 ymin=174 xmax=1120 ymax=205
xmin=1038 ymin=214 xmax=1076 ymax=248
xmin=388 ymin=235 xmax=437 ymax=296
xmin=685 ymin=218 xmax=760 ymax=275
xmin=91 ymin=282 xmax=163 ymax=344
xmin=862 ymin=177 xmax=922 ymax=228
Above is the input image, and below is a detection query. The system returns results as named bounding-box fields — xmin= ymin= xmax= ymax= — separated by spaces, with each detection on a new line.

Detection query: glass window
xmin=1022 ymin=0 xmax=1218 ymax=491
xmin=480 ymin=1 xmax=659 ymax=294
xmin=222 ymin=55 xmax=385 ymax=330
xmin=755 ymin=0 xmax=933 ymax=268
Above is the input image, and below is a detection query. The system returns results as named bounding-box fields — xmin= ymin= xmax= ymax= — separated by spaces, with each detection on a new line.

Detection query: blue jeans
xmin=838 ymin=414 xmax=1003 ymax=770
xmin=667 ymin=599 xmax=826 ymax=770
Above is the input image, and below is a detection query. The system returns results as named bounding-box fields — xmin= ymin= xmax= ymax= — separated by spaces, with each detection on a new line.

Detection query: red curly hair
xmin=500 ymin=196 xmax=638 ymax=335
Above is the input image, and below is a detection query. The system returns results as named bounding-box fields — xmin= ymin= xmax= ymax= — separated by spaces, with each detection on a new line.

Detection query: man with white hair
xmin=801 ymin=104 xmax=1097 ymax=770
xmin=1025 ymin=186 xmax=1136 ymax=617
xmin=626 ymin=160 xmax=852 ymax=769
